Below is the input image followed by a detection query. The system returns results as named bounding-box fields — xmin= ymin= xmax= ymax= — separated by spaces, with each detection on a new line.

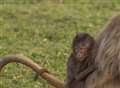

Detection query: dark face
xmin=72 ymin=33 xmax=94 ymax=61
xmin=74 ymin=41 xmax=91 ymax=61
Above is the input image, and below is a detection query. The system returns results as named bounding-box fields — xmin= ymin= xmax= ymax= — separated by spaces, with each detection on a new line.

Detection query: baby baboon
xmin=66 ymin=32 xmax=96 ymax=88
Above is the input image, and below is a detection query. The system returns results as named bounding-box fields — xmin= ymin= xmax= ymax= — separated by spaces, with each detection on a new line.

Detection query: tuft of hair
xmin=72 ymin=32 xmax=95 ymax=49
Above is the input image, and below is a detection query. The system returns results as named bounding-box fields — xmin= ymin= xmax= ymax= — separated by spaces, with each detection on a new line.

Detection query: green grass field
xmin=0 ymin=0 xmax=120 ymax=88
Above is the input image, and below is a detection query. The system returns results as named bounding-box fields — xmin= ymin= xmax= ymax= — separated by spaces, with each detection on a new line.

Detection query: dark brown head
xmin=72 ymin=32 xmax=95 ymax=61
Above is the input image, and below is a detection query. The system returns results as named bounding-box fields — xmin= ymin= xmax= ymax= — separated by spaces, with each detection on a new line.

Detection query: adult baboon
xmin=85 ymin=15 xmax=120 ymax=88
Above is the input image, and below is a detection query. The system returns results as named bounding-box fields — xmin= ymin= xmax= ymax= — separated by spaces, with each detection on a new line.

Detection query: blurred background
xmin=0 ymin=0 xmax=120 ymax=88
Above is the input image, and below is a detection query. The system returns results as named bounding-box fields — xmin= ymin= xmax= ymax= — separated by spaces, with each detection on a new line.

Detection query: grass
xmin=0 ymin=0 xmax=120 ymax=88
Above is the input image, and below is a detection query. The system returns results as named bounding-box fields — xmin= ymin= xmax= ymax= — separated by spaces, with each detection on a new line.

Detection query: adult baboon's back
xmin=85 ymin=15 xmax=120 ymax=88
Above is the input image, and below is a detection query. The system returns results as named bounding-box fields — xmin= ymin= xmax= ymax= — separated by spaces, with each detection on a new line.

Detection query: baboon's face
xmin=72 ymin=33 xmax=94 ymax=61
xmin=74 ymin=42 xmax=90 ymax=61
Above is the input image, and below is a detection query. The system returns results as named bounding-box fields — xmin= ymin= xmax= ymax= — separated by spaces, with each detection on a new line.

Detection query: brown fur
xmin=85 ymin=15 xmax=120 ymax=88
xmin=66 ymin=33 xmax=96 ymax=88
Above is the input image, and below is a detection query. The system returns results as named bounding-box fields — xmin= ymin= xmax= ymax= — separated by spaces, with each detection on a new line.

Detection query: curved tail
xmin=0 ymin=55 xmax=65 ymax=88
